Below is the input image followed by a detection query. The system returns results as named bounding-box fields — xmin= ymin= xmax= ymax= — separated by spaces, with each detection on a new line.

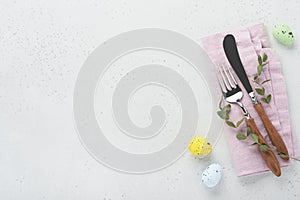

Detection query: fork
xmin=217 ymin=63 xmax=281 ymax=177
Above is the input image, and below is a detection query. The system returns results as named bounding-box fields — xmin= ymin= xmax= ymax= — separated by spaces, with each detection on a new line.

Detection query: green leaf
xmin=261 ymin=94 xmax=272 ymax=104
xmin=263 ymin=53 xmax=268 ymax=62
xmin=225 ymin=113 xmax=229 ymax=120
xmin=236 ymin=118 xmax=244 ymax=127
xmin=267 ymin=94 xmax=272 ymax=103
xmin=261 ymin=97 xmax=268 ymax=103
xmin=261 ymin=79 xmax=271 ymax=84
xmin=254 ymin=75 xmax=259 ymax=81
xmin=222 ymin=104 xmax=231 ymax=112
xmin=255 ymin=88 xmax=265 ymax=96
xmin=246 ymin=127 xmax=251 ymax=136
xmin=261 ymin=63 xmax=268 ymax=67
xmin=258 ymin=55 xmax=263 ymax=65
xmin=236 ymin=133 xmax=247 ymax=140
xmin=250 ymin=142 xmax=258 ymax=146
xmin=259 ymin=144 xmax=269 ymax=152
xmin=226 ymin=120 xmax=236 ymax=128
xmin=278 ymin=152 xmax=288 ymax=159
xmin=257 ymin=65 xmax=262 ymax=75
xmin=217 ymin=110 xmax=229 ymax=120
xmin=251 ymin=134 xmax=259 ymax=144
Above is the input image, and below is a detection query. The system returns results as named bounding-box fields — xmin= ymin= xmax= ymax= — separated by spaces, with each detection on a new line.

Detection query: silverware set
xmin=215 ymin=34 xmax=289 ymax=176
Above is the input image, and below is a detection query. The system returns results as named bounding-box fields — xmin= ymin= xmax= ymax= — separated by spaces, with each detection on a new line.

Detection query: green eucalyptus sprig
xmin=253 ymin=53 xmax=272 ymax=104
xmin=236 ymin=130 xmax=300 ymax=161
xmin=236 ymin=129 xmax=270 ymax=152
xmin=217 ymin=96 xmax=245 ymax=129
xmin=217 ymin=97 xmax=300 ymax=161
xmin=216 ymin=53 xmax=300 ymax=161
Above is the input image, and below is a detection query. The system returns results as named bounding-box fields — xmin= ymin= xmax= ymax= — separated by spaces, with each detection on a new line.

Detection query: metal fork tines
xmin=216 ymin=63 xmax=250 ymax=119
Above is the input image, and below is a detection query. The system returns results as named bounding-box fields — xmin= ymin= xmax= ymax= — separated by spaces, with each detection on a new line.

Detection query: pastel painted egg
xmin=202 ymin=163 xmax=222 ymax=188
xmin=272 ymin=24 xmax=294 ymax=46
xmin=188 ymin=137 xmax=212 ymax=156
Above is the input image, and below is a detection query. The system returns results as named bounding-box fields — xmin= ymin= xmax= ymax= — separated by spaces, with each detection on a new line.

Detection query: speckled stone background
xmin=1 ymin=0 xmax=300 ymax=199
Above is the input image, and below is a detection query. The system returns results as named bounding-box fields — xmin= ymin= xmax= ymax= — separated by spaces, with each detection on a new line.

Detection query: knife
xmin=223 ymin=34 xmax=289 ymax=160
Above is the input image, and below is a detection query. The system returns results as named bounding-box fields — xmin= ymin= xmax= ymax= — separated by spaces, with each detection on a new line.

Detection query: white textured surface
xmin=1 ymin=0 xmax=300 ymax=199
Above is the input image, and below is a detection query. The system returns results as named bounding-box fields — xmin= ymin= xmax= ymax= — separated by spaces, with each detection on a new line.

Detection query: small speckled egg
xmin=202 ymin=163 xmax=222 ymax=188
xmin=188 ymin=137 xmax=212 ymax=156
xmin=272 ymin=24 xmax=294 ymax=46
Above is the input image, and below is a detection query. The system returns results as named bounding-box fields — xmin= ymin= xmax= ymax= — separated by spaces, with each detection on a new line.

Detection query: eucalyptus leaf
xmin=258 ymin=55 xmax=263 ymax=65
xmin=254 ymin=75 xmax=259 ymax=81
xmin=261 ymin=94 xmax=272 ymax=104
xmin=226 ymin=120 xmax=236 ymax=128
xmin=217 ymin=110 xmax=229 ymax=120
xmin=255 ymin=88 xmax=265 ymax=96
xmin=222 ymin=104 xmax=231 ymax=112
xmin=263 ymin=53 xmax=268 ymax=62
xmin=266 ymin=94 xmax=272 ymax=103
xmin=257 ymin=65 xmax=262 ymax=75
xmin=278 ymin=152 xmax=288 ymax=159
xmin=225 ymin=113 xmax=229 ymax=120
xmin=251 ymin=134 xmax=259 ymax=144
xmin=261 ymin=98 xmax=268 ymax=103
xmin=236 ymin=118 xmax=244 ymax=127
xmin=236 ymin=133 xmax=247 ymax=140
xmin=259 ymin=144 xmax=269 ymax=152
xmin=246 ymin=127 xmax=251 ymax=136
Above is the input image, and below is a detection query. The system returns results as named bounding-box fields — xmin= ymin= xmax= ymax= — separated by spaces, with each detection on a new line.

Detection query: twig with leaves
xmin=253 ymin=53 xmax=272 ymax=104
xmin=217 ymin=97 xmax=245 ymax=129
xmin=236 ymin=128 xmax=300 ymax=161
xmin=217 ymin=53 xmax=300 ymax=161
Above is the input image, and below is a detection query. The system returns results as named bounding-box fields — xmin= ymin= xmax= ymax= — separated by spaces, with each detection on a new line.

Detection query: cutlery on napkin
xmin=201 ymin=24 xmax=299 ymax=176
xmin=223 ymin=34 xmax=289 ymax=160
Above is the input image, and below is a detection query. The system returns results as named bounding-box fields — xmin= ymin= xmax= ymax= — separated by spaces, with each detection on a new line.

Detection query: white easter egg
xmin=201 ymin=163 xmax=222 ymax=188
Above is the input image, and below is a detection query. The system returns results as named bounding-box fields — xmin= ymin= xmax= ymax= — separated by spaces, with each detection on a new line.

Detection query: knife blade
xmin=223 ymin=34 xmax=289 ymax=160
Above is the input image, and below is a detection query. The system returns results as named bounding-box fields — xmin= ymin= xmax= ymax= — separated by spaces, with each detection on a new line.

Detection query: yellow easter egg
xmin=188 ymin=137 xmax=212 ymax=156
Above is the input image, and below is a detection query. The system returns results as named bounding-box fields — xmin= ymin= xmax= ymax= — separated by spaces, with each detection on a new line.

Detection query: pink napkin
xmin=201 ymin=24 xmax=299 ymax=176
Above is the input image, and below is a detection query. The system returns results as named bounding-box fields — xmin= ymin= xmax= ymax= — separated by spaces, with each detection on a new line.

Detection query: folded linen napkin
xmin=201 ymin=24 xmax=299 ymax=176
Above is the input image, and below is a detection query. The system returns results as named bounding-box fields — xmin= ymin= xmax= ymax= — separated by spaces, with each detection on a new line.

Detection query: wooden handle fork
xmin=246 ymin=118 xmax=281 ymax=177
